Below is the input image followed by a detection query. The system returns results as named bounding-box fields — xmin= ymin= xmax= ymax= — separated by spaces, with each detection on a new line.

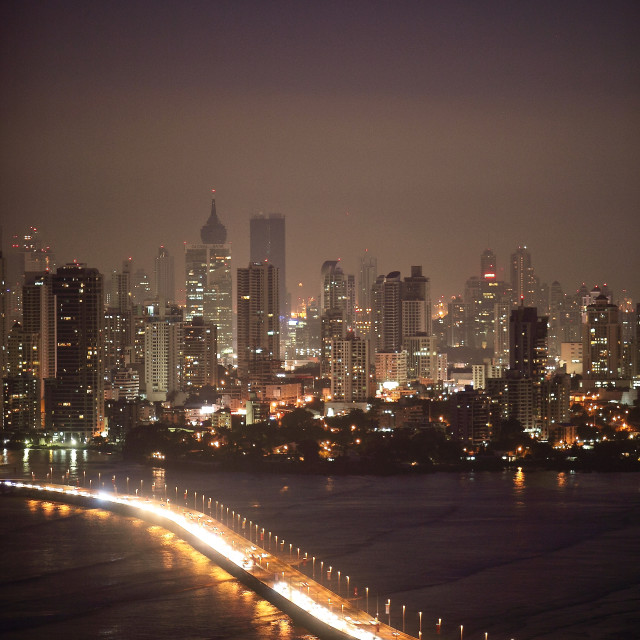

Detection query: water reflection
xmin=513 ymin=467 xmax=525 ymax=492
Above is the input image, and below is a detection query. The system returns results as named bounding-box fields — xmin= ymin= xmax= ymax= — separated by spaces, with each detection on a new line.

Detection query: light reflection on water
xmin=2 ymin=449 xmax=640 ymax=639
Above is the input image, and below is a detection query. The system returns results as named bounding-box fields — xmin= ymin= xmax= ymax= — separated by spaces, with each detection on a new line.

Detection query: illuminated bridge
xmin=1 ymin=480 xmax=422 ymax=640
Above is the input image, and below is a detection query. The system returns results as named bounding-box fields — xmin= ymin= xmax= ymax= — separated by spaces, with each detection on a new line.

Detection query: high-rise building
xmin=5 ymin=226 xmax=55 ymax=326
xmin=357 ymin=252 xmax=377 ymax=312
xmin=144 ymin=313 xmax=184 ymax=402
xmin=480 ymin=249 xmax=497 ymax=280
xmin=131 ymin=268 xmax=152 ymax=305
xmin=510 ymin=245 xmax=536 ymax=306
xmin=582 ymin=294 xmax=622 ymax=379
xmin=372 ymin=267 xmax=431 ymax=355
xmin=330 ymin=331 xmax=370 ymax=402
xmin=509 ymin=307 xmax=548 ymax=383
xmin=250 ymin=213 xmax=286 ymax=318
xmin=154 ymin=245 xmax=175 ymax=305
xmin=237 ymin=262 xmax=280 ymax=392
xmin=183 ymin=317 xmax=217 ymax=391
xmin=447 ymin=296 xmax=470 ymax=348
xmin=320 ymin=261 xmax=352 ymax=376
xmin=402 ymin=265 xmax=431 ymax=337
xmin=450 ymin=387 xmax=490 ymax=445
xmin=50 ymin=263 xmax=104 ymax=441
xmin=185 ymin=197 xmax=233 ymax=359
xmin=380 ymin=271 xmax=402 ymax=352
xmin=403 ymin=334 xmax=439 ymax=381
xmin=2 ymin=322 xmax=41 ymax=432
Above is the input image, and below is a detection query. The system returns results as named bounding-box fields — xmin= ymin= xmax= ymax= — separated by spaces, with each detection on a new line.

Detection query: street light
xmin=403 ymin=605 xmax=405 ymax=633
xmin=419 ymin=611 xmax=422 ymax=639
xmin=385 ymin=599 xmax=390 ymax=627
xmin=366 ymin=587 xmax=369 ymax=614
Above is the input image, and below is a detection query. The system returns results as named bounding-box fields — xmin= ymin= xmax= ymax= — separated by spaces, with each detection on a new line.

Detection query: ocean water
xmin=1 ymin=449 xmax=639 ymax=639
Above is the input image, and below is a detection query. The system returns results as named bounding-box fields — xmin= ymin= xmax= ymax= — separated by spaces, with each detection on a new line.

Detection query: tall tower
xmin=509 ymin=306 xmax=548 ymax=383
xmin=185 ymin=196 xmax=232 ymax=359
xmin=183 ymin=317 xmax=217 ymax=391
xmin=237 ymin=262 xmax=280 ymax=390
xmin=402 ymin=265 xmax=431 ymax=338
xmin=357 ymin=252 xmax=377 ymax=312
xmin=510 ymin=245 xmax=535 ymax=305
xmin=481 ymin=249 xmax=497 ymax=280
xmin=330 ymin=331 xmax=370 ymax=402
xmin=582 ymin=295 xmax=622 ymax=379
xmin=50 ymin=263 xmax=104 ymax=441
xmin=5 ymin=226 xmax=55 ymax=326
xmin=250 ymin=213 xmax=286 ymax=319
xmin=144 ymin=313 xmax=184 ymax=402
xmin=2 ymin=322 xmax=41 ymax=432
xmin=320 ymin=261 xmax=352 ymax=377
xmin=154 ymin=245 xmax=175 ymax=305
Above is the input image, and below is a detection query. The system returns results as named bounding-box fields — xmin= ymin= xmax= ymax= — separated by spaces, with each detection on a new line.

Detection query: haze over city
xmin=1 ymin=0 xmax=639 ymax=303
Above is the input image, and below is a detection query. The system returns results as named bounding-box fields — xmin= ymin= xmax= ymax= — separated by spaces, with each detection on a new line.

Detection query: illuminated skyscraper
xmin=50 ymin=263 xmax=104 ymax=442
xmin=582 ymin=294 xmax=622 ymax=379
xmin=2 ymin=322 xmax=41 ymax=431
xmin=237 ymin=262 xmax=280 ymax=391
xmin=320 ymin=261 xmax=352 ymax=376
xmin=330 ymin=331 xmax=369 ymax=402
xmin=481 ymin=249 xmax=497 ymax=280
xmin=185 ymin=197 xmax=232 ymax=359
xmin=183 ymin=316 xmax=217 ymax=390
xmin=143 ymin=311 xmax=184 ymax=402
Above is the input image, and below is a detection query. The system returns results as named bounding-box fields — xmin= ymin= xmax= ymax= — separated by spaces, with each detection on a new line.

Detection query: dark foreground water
xmin=1 ymin=449 xmax=639 ymax=640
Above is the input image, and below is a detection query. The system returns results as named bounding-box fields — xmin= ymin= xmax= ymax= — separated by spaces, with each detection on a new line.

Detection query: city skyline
xmin=1 ymin=1 xmax=638 ymax=304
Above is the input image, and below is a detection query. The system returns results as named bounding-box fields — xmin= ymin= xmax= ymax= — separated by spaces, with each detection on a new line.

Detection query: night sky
xmin=1 ymin=0 xmax=638 ymax=306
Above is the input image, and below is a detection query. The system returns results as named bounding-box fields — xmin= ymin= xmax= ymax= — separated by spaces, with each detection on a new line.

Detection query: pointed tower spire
xmin=200 ymin=191 xmax=227 ymax=244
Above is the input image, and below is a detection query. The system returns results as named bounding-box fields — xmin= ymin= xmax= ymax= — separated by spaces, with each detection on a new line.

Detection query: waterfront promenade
xmin=1 ymin=479 xmax=420 ymax=640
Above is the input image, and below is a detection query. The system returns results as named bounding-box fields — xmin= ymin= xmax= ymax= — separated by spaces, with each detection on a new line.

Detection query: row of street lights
xmin=71 ymin=471 xmax=500 ymax=640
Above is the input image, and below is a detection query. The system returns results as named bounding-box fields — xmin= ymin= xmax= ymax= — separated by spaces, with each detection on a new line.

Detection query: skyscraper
xmin=250 ymin=213 xmax=286 ymax=318
xmin=357 ymin=252 xmax=377 ymax=312
xmin=330 ymin=331 xmax=370 ymax=402
xmin=183 ymin=316 xmax=217 ymax=391
xmin=2 ymin=322 xmax=41 ymax=431
xmin=237 ymin=262 xmax=280 ymax=391
xmin=402 ymin=265 xmax=431 ymax=338
xmin=154 ymin=245 xmax=175 ymax=305
xmin=185 ymin=196 xmax=232 ymax=359
xmin=481 ymin=249 xmax=497 ymax=280
xmin=320 ymin=260 xmax=352 ymax=376
xmin=582 ymin=294 xmax=622 ymax=379
xmin=50 ymin=263 xmax=104 ymax=442
xmin=5 ymin=226 xmax=55 ymax=326
xmin=144 ymin=311 xmax=184 ymax=402
xmin=510 ymin=245 xmax=536 ymax=305
xmin=509 ymin=306 xmax=548 ymax=383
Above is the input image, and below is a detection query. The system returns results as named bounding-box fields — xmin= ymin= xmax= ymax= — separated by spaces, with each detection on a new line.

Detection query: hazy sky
xmin=1 ymin=0 xmax=638 ymax=306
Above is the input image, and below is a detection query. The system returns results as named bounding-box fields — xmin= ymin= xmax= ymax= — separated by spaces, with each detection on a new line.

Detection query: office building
xmin=330 ymin=331 xmax=370 ymax=402
xmin=185 ymin=196 xmax=233 ymax=358
xmin=250 ymin=213 xmax=286 ymax=318
xmin=50 ymin=263 xmax=104 ymax=441
xmin=582 ymin=294 xmax=622 ymax=379
xmin=154 ymin=245 xmax=175 ymax=305
xmin=237 ymin=262 xmax=280 ymax=391
xmin=183 ymin=316 xmax=217 ymax=390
